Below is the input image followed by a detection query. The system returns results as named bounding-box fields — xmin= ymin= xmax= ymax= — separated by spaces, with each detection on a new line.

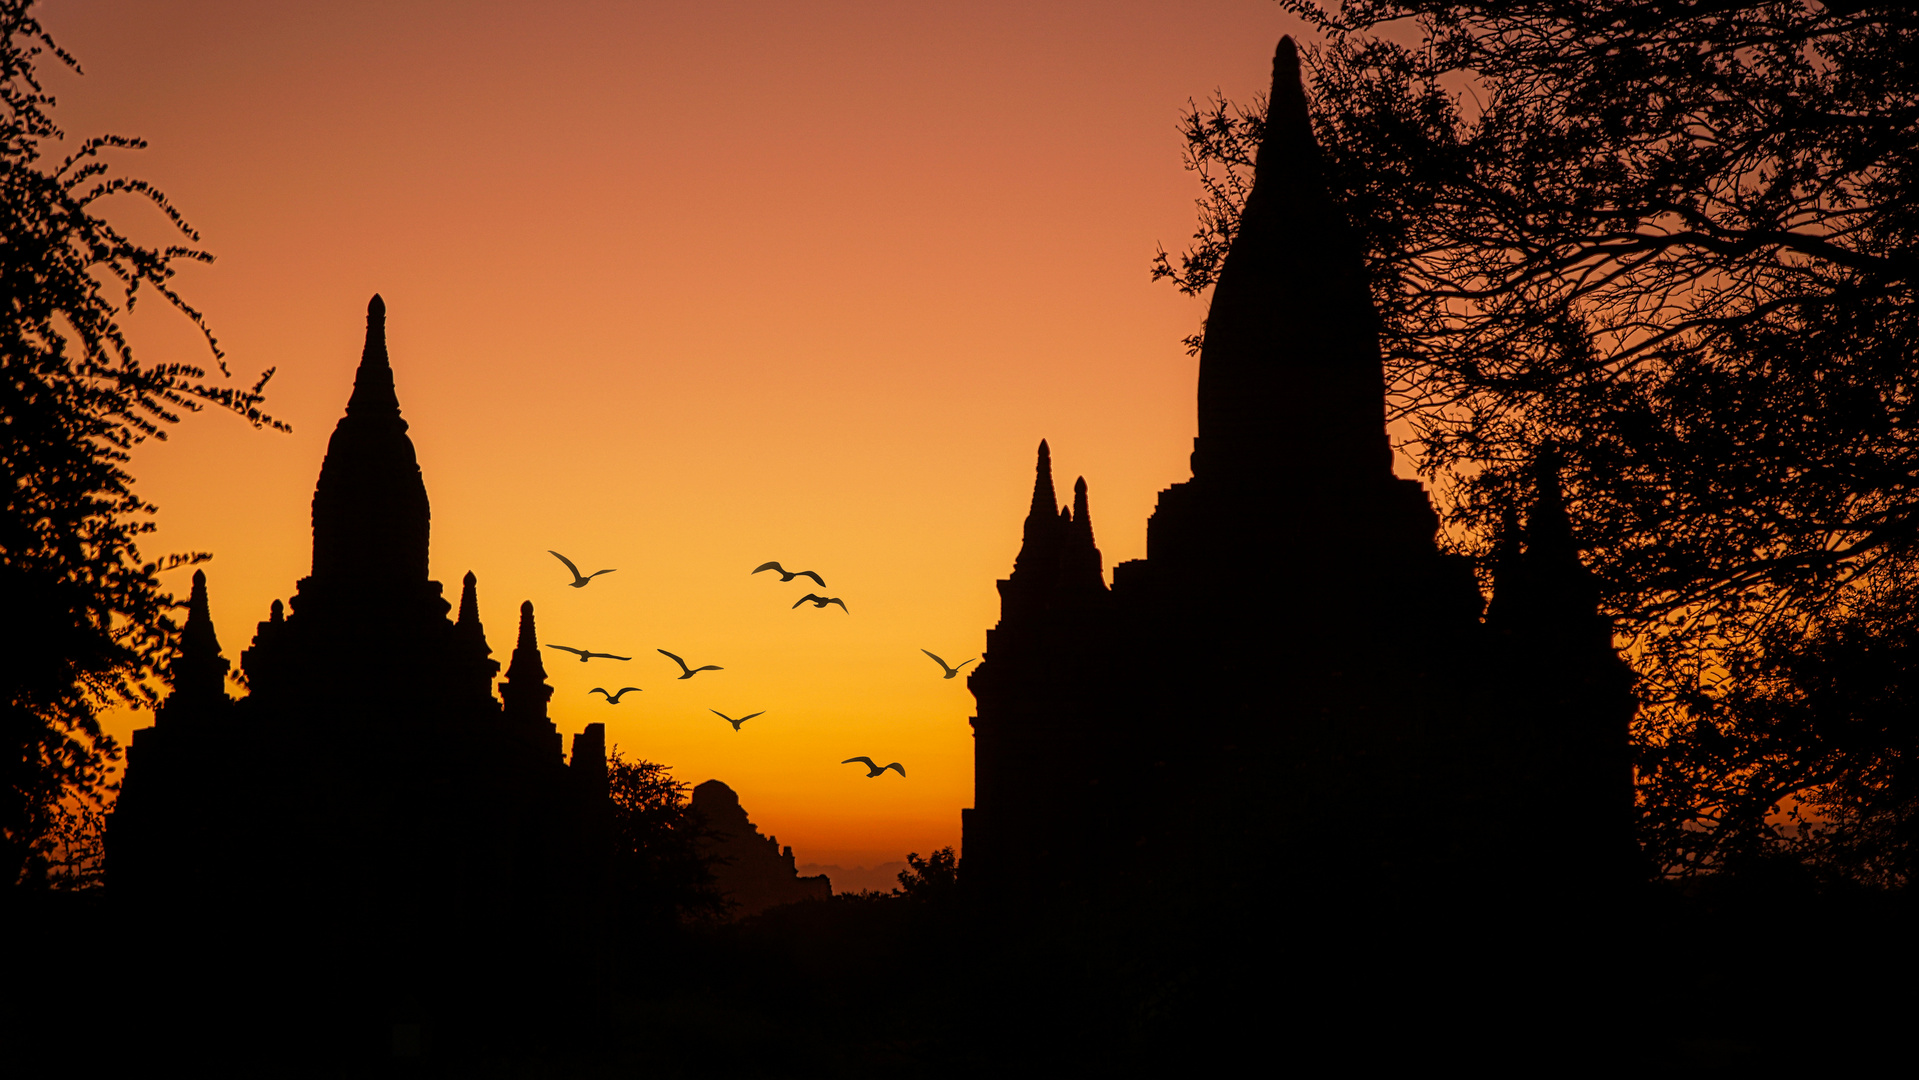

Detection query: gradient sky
xmin=50 ymin=0 xmax=1316 ymax=873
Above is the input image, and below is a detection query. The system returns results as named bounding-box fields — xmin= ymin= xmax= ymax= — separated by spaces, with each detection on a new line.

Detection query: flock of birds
xmin=540 ymin=550 xmax=970 ymax=780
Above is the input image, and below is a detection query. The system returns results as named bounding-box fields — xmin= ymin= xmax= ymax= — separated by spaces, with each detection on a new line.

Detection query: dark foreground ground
xmin=8 ymin=875 xmax=1918 ymax=1076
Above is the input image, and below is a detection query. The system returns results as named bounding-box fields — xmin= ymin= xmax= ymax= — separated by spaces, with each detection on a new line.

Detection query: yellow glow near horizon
xmin=60 ymin=0 xmax=1317 ymax=872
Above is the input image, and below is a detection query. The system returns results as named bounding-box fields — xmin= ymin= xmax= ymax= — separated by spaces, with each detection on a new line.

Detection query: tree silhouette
xmin=894 ymin=847 xmax=959 ymax=903
xmin=605 ymin=748 xmax=724 ymax=929
xmin=0 ymin=0 xmax=282 ymax=890
xmin=1155 ymin=0 xmax=1919 ymax=883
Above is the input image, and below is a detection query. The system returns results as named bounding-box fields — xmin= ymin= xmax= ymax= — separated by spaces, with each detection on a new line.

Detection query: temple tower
xmin=310 ymin=294 xmax=431 ymax=589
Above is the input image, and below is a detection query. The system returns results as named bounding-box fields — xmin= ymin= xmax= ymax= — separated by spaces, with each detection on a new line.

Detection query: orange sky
xmin=50 ymin=0 xmax=1313 ymax=873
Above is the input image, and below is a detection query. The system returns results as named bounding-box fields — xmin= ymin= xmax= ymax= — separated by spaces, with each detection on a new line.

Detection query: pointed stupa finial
xmin=1067 ymin=476 xmax=1106 ymax=590
xmin=1014 ymin=439 xmax=1065 ymax=577
xmin=1484 ymin=500 xmax=1527 ymax=627
xmin=500 ymin=599 xmax=553 ymax=722
xmin=513 ymin=600 xmax=539 ymax=657
xmin=1029 ymin=439 xmax=1058 ymax=521
xmin=1526 ymin=445 xmax=1576 ymax=565
xmin=167 ymin=569 xmax=231 ymax=712
xmin=346 ymin=294 xmax=399 ymax=418
xmin=457 ymin=570 xmax=480 ymax=627
xmin=1191 ymin=34 xmax=1392 ymax=490
xmin=309 ymin=294 xmax=430 ymax=585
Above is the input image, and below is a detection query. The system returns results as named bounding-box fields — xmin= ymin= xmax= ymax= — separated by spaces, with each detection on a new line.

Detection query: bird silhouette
xmin=842 ymin=757 xmax=905 ymax=778
xmin=793 ymin=594 xmax=849 ymax=612
xmin=590 ymin=687 xmax=642 ymax=703
xmin=547 ymin=645 xmax=632 ymax=662
xmin=710 ymin=709 xmax=765 ymax=732
xmin=921 ymin=649 xmax=976 ymax=679
xmin=550 ymin=550 xmax=616 ymax=588
xmin=752 ymin=561 xmax=826 ymax=587
xmin=658 ymin=649 xmax=723 ymax=679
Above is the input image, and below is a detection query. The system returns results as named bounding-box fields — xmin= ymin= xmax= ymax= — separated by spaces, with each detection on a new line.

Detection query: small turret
xmin=164 ymin=570 xmax=232 ymax=719
xmin=500 ymin=601 xmax=554 ymax=725
xmin=454 ymin=571 xmax=501 ymax=702
xmin=1066 ymin=476 xmax=1105 ymax=591
xmin=456 ymin=571 xmax=482 ymax=631
xmin=1012 ymin=440 xmax=1064 ymax=579
xmin=1487 ymin=449 xmax=1608 ymax=648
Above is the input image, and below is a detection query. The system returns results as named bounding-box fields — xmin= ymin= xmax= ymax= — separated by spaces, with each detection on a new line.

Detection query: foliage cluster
xmin=894 ymin=845 xmax=960 ymax=902
xmin=0 ymin=0 xmax=281 ymax=890
xmin=1159 ymin=0 xmax=1919 ymax=881
xmin=604 ymin=748 xmax=725 ymax=928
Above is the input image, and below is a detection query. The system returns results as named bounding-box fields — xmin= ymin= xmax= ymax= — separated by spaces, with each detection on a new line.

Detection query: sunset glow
xmin=54 ymin=1 xmax=1310 ymax=873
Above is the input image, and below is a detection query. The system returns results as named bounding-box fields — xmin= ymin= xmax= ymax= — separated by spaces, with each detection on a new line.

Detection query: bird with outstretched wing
xmin=590 ymin=687 xmax=642 ymax=703
xmin=711 ymin=709 xmax=765 ymax=732
xmin=921 ymin=649 xmax=976 ymax=679
xmin=842 ymin=756 xmax=906 ymax=778
xmin=793 ymin=594 xmax=849 ymax=612
xmin=549 ymin=549 xmax=616 ymax=588
xmin=546 ymin=644 xmax=632 ymax=662
xmin=658 ymin=649 xmax=723 ymax=679
xmin=752 ymin=561 xmax=826 ymax=588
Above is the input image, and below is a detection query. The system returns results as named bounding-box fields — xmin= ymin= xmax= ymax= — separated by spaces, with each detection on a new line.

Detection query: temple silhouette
xmin=107 ymin=297 xmax=612 ymax=1025
xmin=964 ymin=38 xmax=1636 ymax=903
xmin=691 ymin=779 xmax=832 ymax=917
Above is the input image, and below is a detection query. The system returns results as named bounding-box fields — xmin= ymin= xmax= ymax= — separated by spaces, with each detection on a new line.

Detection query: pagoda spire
xmin=1070 ymin=476 xmax=1106 ymax=587
xmin=309 ymin=294 xmax=432 ymax=587
xmin=1190 ymin=36 xmax=1392 ymax=491
xmin=1027 ymin=440 xmax=1058 ymax=527
xmin=1525 ymin=448 xmax=1578 ymax=569
xmin=166 ymin=569 xmax=231 ymax=711
xmin=456 ymin=571 xmax=484 ymax=634
xmin=499 ymin=600 xmax=554 ymax=723
xmin=1013 ymin=440 xmax=1063 ymax=578
xmin=453 ymin=571 xmax=500 ymax=695
xmin=346 ymin=294 xmax=401 ymax=418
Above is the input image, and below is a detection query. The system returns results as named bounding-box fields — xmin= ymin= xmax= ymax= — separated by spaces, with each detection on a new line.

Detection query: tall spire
xmin=1525 ymin=448 xmax=1578 ymax=569
xmin=500 ymin=600 xmax=553 ymax=723
xmin=167 ymin=569 xmax=231 ymax=711
xmin=1013 ymin=440 xmax=1063 ymax=577
xmin=456 ymin=571 xmax=483 ymax=630
xmin=346 ymin=294 xmax=400 ymax=418
xmin=309 ymin=294 xmax=432 ymax=588
xmin=1191 ymin=36 xmax=1392 ymax=491
xmin=1486 ymin=448 xmax=1605 ymax=644
xmin=453 ymin=571 xmax=498 ymax=695
xmin=1027 ymin=440 xmax=1058 ymax=528
xmin=1068 ymin=476 xmax=1105 ymax=590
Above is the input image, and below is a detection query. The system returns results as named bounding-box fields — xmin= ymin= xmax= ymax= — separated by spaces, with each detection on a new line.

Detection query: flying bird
xmin=752 ymin=561 xmax=826 ymax=588
xmin=920 ymin=649 xmax=976 ymax=679
xmin=590 ymin=687 xmax=642 ymax=703
xmin=842 ymin=757 xmax=905 ymax=778
xmin=710 ymin=709 xmax=765 ymax=732
xmin=546 ymin=645 xmax=632 ymax=662
xmin=793 ymin=594 xmax=849 ymax=612
xmin=658 ymin=649 xmax=723 ymax=679
xmin=549 ymin=550 xmax=616 ymax=588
